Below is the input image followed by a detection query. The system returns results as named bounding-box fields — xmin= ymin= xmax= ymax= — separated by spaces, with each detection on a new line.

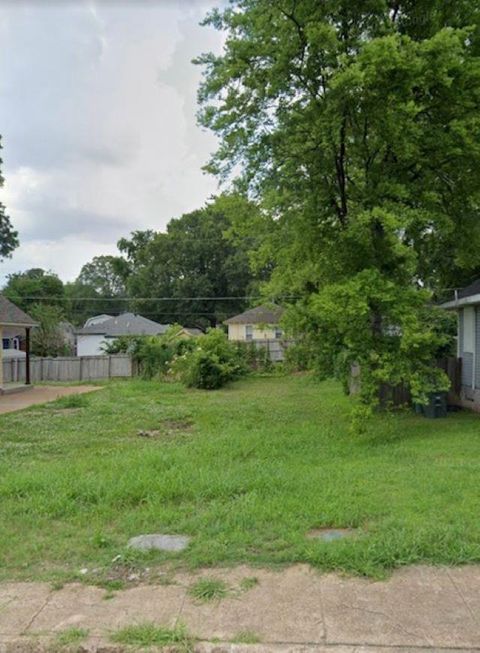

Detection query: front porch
xmin=0 ymin=295 xmax=37 ymax=394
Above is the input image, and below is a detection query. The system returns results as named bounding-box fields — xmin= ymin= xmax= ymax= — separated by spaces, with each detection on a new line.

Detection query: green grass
xmin=55 ymin=627 xmax=89 ymax=646
xmin=45 ymin=393 xmax=90 ymax=410
xmin=1 ymin=374 xmax=480 ymax=580
xmin=189 ymin=577 xmax=230 ymax=602
xmin=239 ymin=576 xmax=259 ymax=591
xmin=231 ymin=630 xmax=262 ymax=644
xmin=110 ymin=622 xmax=193 ymax=650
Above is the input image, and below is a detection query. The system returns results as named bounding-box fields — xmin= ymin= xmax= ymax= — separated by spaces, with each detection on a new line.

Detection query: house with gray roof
xmin=0 ymin=296 xmax=37 ymax=390
xmin=224 ymin=304 xmax=284 ymax=342
xmin=76 ymin=313 xmax=170 ymax=356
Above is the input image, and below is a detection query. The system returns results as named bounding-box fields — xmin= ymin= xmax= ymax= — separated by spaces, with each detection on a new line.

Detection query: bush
xmin=169 ymin=329 xmax=248 ymax=389
xmin=234 ymin=341 xmax=274 ymax=372
xmin=102 ymin=327 xmax=196 ymax=379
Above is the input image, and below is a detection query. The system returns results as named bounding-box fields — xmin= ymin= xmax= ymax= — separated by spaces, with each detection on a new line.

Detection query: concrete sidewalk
xmin=1 ymin=564 xmax=479 ymax=652
xmin=0 ymin=385 xmax=102 ymax=414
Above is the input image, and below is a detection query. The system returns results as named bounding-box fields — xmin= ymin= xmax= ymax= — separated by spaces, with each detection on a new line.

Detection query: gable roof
xmin=77 ymin=312 xmax=170 ymax=336
xmin=224 ymin=304 xmax=284 ymax=325
xmin=0 ymin=296 xmax=37 ymax=327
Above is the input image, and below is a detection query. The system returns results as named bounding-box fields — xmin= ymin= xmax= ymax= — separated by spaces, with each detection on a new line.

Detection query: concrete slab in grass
xmin=127 ymin=533 xmax=190 ymax=552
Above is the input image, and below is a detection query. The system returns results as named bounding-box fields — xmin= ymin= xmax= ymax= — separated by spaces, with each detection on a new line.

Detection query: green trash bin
xmin=422 ymin=392 xmax=448 ymax=418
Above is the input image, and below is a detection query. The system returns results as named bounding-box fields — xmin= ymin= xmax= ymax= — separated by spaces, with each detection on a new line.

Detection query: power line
xmin=6 ymin=295 xmax=299 ymax=302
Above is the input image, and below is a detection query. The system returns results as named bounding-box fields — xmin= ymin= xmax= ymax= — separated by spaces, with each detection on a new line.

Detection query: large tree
xmin=3 ymin=268 xmax=64 ymax=312
xmin=0 ymin=137 xmax=18 ymax=260
xmin=118 ymin=196 xmax=257 ymax=328
xmin=77 ymin=255 xmax=128 ymax=298
xmin=197 ymin=0 xmax=480 ymax=405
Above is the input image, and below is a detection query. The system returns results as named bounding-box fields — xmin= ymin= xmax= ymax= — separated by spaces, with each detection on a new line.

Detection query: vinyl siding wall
xmin=458 ymin=306 xmax=479 ymax=391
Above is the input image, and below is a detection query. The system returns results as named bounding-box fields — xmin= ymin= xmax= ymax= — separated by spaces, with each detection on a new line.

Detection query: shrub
xmin=169 ymin=329 xmax=247 ymax=389
xmin=102 ymin=327 xmax=196 ymax=379
xmin=235 ymin=341 xmax=274 ymax=372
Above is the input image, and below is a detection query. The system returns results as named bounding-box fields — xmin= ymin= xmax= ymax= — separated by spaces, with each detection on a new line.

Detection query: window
xmin=274 ymin=327 xmax=283 ymax=339
xmin=464 ymin=306 xmax=475 ymax=354
xmin=245 ymin=325 xmax=253 ymax=341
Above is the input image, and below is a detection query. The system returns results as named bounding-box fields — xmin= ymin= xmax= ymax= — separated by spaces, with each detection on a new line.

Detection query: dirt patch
xmin=137 ymin=418 xmax=194 ymax=439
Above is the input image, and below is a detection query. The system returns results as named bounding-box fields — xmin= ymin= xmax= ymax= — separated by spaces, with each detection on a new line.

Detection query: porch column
xmin=25 ymin=327 xmax=31 ymax=385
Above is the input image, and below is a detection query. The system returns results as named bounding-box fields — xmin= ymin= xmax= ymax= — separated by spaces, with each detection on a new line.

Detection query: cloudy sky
xmin=0 ymin=0 xmax=223 ymax=282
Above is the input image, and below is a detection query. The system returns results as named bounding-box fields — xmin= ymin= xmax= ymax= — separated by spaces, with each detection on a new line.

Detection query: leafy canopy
xmin=0 ymin=136 xmax=18 ymax=261
xmin=118 ymin=195 xmax=258 ymax=329
xmin=197 ymin=0 xmax=480 ymax=404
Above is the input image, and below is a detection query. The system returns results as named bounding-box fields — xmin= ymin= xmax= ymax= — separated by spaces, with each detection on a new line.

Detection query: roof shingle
xmin=0 ymin=296 xmax=37 ymax=327
xmin=224 ymin=304 xmax=284 ymax=325
xmin=77 ymin=312 xmax=169 ymax=336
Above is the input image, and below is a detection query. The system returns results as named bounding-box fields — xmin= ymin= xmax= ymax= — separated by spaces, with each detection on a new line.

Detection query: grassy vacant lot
xmin=0 ymin=374 xmax=479 ymax=581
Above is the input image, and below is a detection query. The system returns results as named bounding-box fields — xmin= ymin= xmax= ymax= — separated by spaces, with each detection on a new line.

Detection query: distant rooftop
xmin=78 ymin=312 xmax=170 ymax=336
xmin=0 ymin=296 xmax=36 ymax=327
xmin=224 ymin=304 xmax=284 ymax=325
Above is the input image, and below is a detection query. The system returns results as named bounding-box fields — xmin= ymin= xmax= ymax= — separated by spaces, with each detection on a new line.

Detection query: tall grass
xmin=0 ymin=375 xmax=479 ymax=580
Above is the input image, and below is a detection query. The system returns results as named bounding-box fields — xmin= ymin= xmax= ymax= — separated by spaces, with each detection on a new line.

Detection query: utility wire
xmin=6 ymin=295 xmax=300 ymax=302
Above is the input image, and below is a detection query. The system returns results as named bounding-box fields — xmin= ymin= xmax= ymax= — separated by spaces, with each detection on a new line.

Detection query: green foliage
xmin=196 ymin=1 xmax=480 ymax=405
xmin=289 ymin=271 xmax=454 ymax=405
xmin=48 ymin=394 xmax=89 ymax=410
xmin=3 ymin=268 xmax=64 ymax=313
xmin=117 ymin=194 xmax=257 ymax=329
xmin=30 ymin=303 xmax=71 ymax=357
xmin=239 ymin=576 xmax=259 ymax=591
xmin=3 ymin=375 xmax=480 ymax=581
xmin=111 ymin=622 xmax=193 ymax=650
xmin=77 ymin=255 xmax=127 ymax=298
xmin=63 ymin=281 xmax=103 ymax=327
xmin=232 ymin=631 xmax=261 ymax=644
xmin=55 ymin=627 xmax=89 ymax=647
xmin=188 ymin=577 xmax=230 ymax=602
xmin=0 ymin=136 xmax=18 ymax=261
xmin=234 ymin=341 xmax=273 ymax=372
xmin=103 ymin=331 xmax=197 ymax=380
xmin=169 ymin=328 xmax=248 ymax=389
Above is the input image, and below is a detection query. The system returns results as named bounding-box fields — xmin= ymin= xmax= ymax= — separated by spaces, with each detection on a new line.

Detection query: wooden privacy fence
xmin=3 ymin=354 xmax=134 ymax=384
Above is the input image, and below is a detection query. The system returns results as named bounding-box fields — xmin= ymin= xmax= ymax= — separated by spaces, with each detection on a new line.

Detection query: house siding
xmin=227 ymin=324 xmax=280 ymax=341
xmin=476 ymin=307 xmax=480 ymax=389
xmin=77 ymin=334 xmax=108 ymax=356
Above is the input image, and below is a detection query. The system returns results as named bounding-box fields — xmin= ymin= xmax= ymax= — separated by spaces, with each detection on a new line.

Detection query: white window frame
xmin=245 ymin=325 xmax=253 ymax=341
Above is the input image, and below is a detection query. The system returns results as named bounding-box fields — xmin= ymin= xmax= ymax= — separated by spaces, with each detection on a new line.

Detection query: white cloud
xmin=0 ymin=0 xmax=223 ymax=282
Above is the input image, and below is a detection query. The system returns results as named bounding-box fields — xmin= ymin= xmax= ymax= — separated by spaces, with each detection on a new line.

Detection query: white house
xmin=76 ymin=313 xmax=170 ymax=356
